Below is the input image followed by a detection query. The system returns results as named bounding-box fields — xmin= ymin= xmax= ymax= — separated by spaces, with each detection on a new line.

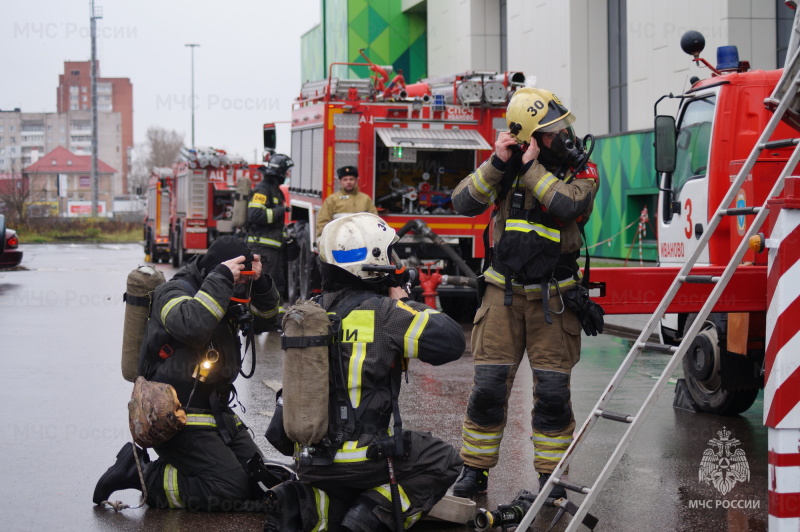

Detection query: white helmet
xmin=318 ymin=213 xmax=398 ymax=281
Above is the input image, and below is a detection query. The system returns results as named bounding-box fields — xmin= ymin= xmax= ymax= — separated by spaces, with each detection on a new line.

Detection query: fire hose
xmin=395 ymin=219 xmax=478 ymax=279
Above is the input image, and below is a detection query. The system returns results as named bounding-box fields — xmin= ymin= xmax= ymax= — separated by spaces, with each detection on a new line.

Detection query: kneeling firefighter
xmin=94 ymin=237 xmax=291 ymax=511
xmin=449 ymin=88 xmax=605 ymax=502
xmin=265 ymin=212 xmax=466 ymax=531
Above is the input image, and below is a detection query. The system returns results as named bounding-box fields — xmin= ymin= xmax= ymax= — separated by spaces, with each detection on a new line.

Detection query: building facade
xmin=300 ymin=0 xmax=791 ymax=260
xmin=0 ymin=109 xmax=123 ymax=196
xmin=56 ymin=60 xmax=133 ymax=194
xmin=23 ymin=146 xmax=117 ymax=217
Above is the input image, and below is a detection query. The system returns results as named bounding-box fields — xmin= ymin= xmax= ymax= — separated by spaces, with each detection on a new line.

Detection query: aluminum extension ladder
xmin=515 ymin=41 xmax=800 ymax=532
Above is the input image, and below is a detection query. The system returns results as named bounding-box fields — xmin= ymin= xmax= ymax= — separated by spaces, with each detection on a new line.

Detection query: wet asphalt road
xmin=0 ymin=243 xmax=768 ymax=531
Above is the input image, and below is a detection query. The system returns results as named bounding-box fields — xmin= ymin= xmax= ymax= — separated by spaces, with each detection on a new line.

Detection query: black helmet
xmin=263 ymin=154 xmax=294 ymax=177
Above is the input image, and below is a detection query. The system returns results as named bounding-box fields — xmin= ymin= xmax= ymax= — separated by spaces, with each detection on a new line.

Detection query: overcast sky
xmin=2 ymin=0 xmax=321 ymax=161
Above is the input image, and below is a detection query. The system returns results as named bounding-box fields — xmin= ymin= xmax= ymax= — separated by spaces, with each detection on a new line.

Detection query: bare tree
xmin=127 ymin=127 xmax=184 ymax=196
xmin=0 ymin=156 xmax=31 ymax=226
xmin=145 ymin=127 xmax=185 ymax=169
xmin=128 ymin=142 xmax=151 ymax=196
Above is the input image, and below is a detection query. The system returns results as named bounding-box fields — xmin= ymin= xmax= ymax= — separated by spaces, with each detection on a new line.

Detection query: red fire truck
xmin=282 ymin=58 xmax=525 ymax=315
xmin=144 ymin=148 xmax=258 ymax=266
xmin=590 ymin=31 xmax=799 ymax=415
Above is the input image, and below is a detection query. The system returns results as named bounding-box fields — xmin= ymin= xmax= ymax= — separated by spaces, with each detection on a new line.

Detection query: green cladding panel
xmin=586 ymin=130 xmax=659 ymax=262
xmin=347 ymin=0 xmax=427 ymax=82
xmin=301 ymin=0 xmax=427 ymax=85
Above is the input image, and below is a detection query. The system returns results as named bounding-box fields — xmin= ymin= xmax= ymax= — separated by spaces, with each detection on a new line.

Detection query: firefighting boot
xmin=92 ymin=442 xmax=150 ymax=505
xmin=452 ymin=465 xmax=489 ymax=498
xmin=263 ymin=481 xmax=305 ymax=532
xmin=340 ymin=499 xmax=391 ymax=532
xmin=538 ymin=472 xmax=567 ymax=503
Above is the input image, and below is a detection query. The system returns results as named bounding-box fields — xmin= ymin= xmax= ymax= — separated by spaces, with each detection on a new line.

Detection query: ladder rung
xmin=760 ymin=138 xmax=799 ymax=150
xmin=553 ymin=477 xmax=592 ymax=494
xmin=721 ymin=206 xmax=760 ymax=216
xmin=638 ymin=341 xmax=678 ymax=353
xmin=680 ymin=275 xmax=719 ymax=284
xmin=594 ymin=409 xmax=635 ymax=423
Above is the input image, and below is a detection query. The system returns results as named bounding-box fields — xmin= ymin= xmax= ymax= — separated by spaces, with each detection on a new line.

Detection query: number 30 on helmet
xmin=318 ymin=213 xmax=399 ymax=281
xmin=506 ymin=87 xmax=576 ymax=144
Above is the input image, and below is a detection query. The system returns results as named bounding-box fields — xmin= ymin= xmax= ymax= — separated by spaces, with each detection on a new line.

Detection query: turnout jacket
xmin=452 ymin=155 xmax=598 ymax=297
xmin=138 ymin=258 xmax=280 ymax=409
xmin=247 ymin=178 xmax=287 ymax=249
xmin=315 ymin=186 xmax=378 ymax=238
xmin=295 ymin=288 xmax=465 ymax=463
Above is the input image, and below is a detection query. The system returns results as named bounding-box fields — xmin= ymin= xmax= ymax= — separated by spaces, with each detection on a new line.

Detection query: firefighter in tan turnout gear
xmin=315 ymin=165 xmax=379 ymax=239
xmin=450 ymin=88 xmax=605 ymax=501
xmin=264 ymin=212 xmax=465 ymax=532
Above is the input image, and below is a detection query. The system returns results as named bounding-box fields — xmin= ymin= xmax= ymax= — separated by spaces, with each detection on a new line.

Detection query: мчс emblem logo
xmin=698 ymin=427 xmax=750 ymax=495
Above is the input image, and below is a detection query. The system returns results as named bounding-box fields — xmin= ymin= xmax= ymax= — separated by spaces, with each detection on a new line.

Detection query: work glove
xmin=562 ymin=285 xmax=605 ymax=336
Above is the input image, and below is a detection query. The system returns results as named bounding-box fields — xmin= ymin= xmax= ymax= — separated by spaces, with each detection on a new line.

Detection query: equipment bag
xmin=128 ymin=376 xmax=187 ymax=448
xmin=121 ymin=266 xmax=166 ymax=382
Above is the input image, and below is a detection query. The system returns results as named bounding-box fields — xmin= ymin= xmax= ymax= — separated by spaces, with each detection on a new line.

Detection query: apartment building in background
xmin=56 ymin=60 xmax=133 ymax=193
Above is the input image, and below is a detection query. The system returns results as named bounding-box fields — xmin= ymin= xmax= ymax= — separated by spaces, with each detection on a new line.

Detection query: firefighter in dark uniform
xmin=93 ymin=236 xmax=281 ymax=511
xmin=449 ymin=88 xmax=604 ymax=500
xmin=264 ymin=213 xmax=465 ymax=532
xmin=246 ymin=153 xmax=293 ymax=303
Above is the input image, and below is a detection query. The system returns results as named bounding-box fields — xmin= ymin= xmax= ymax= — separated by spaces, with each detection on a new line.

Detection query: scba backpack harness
xmin=486 ymin=153 xmax=604 ymax=331
xmin=272 ymin=291 xmax=407 ymax=466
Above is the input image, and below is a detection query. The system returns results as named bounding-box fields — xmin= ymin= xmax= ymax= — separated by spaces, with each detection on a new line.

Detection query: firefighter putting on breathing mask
xmin=449 ymin=88 xmax=605 ymax=505
xmin=264 ymin=212 xmax=466 ymax=531
xmin=93 ymin=237 xmax=290 ymax=512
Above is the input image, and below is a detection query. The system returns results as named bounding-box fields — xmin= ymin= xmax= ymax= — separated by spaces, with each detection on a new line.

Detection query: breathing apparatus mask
xmin=360 ymin=250 xmax=421 ymax=294
xmin=533 ymin=128 xmax=595 ymax=174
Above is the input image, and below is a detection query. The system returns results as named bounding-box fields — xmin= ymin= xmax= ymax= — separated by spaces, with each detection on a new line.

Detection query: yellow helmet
xmin=506 ymin=88 xmax=576 ymax=143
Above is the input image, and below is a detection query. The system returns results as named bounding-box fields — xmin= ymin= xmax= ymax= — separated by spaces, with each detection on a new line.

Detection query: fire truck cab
xmin=591 ymin=32 xmax=798 ymax=415
xmin=284 ymin=64 xmax=526 ymax=314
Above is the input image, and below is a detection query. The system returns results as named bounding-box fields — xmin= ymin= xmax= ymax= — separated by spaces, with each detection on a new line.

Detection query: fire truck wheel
xmin=680 ymin=315 xmax=758 ymax=415
xmin=286 ymin=221 xmax=311 ymax=302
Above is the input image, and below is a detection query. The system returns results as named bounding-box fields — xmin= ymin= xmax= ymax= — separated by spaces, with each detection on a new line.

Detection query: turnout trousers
xmin=292 ymin=431 xmax=462 ymax=531
xmin=144 ymin=410 xmax=266 ymax=512
xmin=460 ymin=283 xmax=582 ymax=474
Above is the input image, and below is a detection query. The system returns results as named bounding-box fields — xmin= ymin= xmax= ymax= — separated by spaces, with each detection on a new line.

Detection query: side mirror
xmin=263 ymin=123 xmax=276 ymax=151
xmin=654 ymin=115 xmax=677 ymax=173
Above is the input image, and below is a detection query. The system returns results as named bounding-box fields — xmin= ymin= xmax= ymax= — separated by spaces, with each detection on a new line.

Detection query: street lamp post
xmin=185 ymin=43 xmax=200 ymax=149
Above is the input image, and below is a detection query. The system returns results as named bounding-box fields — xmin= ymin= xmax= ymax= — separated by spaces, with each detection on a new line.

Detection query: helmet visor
xmin=537 ymin=104 xmax=576 ymax=133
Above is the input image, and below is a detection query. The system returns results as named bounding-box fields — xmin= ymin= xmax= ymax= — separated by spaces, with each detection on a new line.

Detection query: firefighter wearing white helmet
xmin=449 ymin=88 xmax=605 ymax=502
xmin=264 ymin=212 xmax=466 ymax=532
